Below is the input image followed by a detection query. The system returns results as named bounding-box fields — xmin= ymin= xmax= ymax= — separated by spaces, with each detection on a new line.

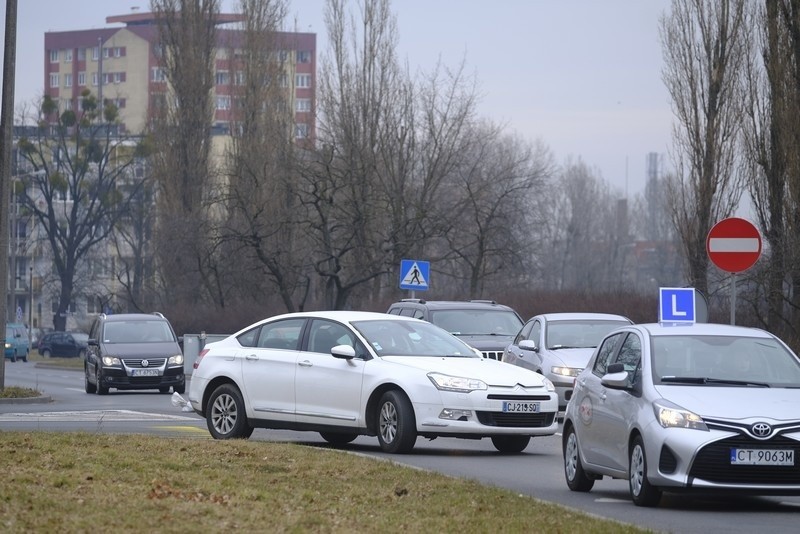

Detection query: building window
xmin=296 ymin=74 xmax=311 ymax=88
xmin=215 ymin=71 xmax=230 ymax=85
xmin=297 ymin=51 xmax=311 ymax=63
xmin=92 ymin=73 xmax=98 ymax=86
xmin=64 ymin=73 xmax=72 ymax=88
xmin=92 ymin=46 xmax=99 ymax=61
xmin=295 ymin=123 xmax=309 ymax=139
xmin=77 ymin=48 xmax=86 ymax=61
xmin=87 ymin=296 xmax=103 ymax=315
xmin=49 ymin=49 xmax=58 ymax=63
xmin=63 ymin=99 xmax=73 ymax=111
xmin=64 ymin=49 xmax=73 ymax=63
xmin=216 ymin=96 xmax=231 ymax=110
xmin=49 ymin=73 xmax=59 ymax=88
xmin=78 ymin=72 xmax=86 ymax=86
xmin=151 ymin=67 xmax=166 ymax=82
xmin=114 ymin=47 xmax=124 ymax=58
xmin=234 ymin=71 xmax=245 ymax=86
xmin=296 ymin=98 xmax=311 ymax=112
xmin=114 ymin=72 xmax=123 ymax=84
xmin=103 ymin=47 xmax=110 ymax=59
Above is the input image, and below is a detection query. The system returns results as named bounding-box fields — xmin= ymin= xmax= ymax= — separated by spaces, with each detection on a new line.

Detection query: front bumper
xmin=414 ymin=387 xmax=559 ymax=438
xmin=645 ymin=421 xmax=800 ymax=493
xmin=99 ymin=364 xmax=184 ymax=391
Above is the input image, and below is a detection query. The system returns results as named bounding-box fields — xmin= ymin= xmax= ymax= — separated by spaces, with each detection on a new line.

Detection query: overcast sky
xmin=1 ymin=0 xmax=674 ymax=196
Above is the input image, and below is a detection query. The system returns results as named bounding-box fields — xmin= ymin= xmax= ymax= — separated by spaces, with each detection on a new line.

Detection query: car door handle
xmin=245 ymin=354 xmax=258 ymax=360
xmin=298 ymin=360 xmax=312 ymax=367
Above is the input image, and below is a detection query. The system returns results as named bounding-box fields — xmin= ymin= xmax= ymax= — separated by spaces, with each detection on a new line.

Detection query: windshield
xmin=352 ymin=319 xmax=480 ymax=358
xmin=652 ymin=334 xmax=800 ymax=387
xmin=429 ymin=309 xmax=522 ymax=336
xmin=101 ymin=321 xmax=176 ymax=344
xmin=546 ymin=320 xmax=629 ymax=349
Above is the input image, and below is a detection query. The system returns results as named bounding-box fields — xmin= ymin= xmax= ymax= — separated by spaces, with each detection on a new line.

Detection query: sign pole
xmin=730 ymin=273 xmax=736 ymax=325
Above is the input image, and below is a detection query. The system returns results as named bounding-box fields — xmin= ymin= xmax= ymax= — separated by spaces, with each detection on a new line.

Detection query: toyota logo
xmin=751 ymin=422 xmax=772 ymax=437
xmin=141 ymin=359 xmax=150 ymax=368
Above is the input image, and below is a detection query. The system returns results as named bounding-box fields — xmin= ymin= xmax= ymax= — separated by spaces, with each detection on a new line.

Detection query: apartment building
xmin=44 ymin=10 xmax=316 ymax=139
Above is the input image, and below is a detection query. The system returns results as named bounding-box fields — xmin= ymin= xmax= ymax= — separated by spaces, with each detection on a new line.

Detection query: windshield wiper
xmin=549 ymin=345 xmax=579 ymax=350
xmin=661 ymin=376 xmax=770 ymax=387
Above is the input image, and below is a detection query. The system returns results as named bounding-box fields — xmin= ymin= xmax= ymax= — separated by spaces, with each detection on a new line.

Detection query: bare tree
xmin=660 ymin=0 xmax=749 ymax=295
xmin=217 ymin=0 xmax=312 ymax=312
xmin=15 ymin=93 xmax=143 ymax=330
xmin=540 ymin=159 xmax=623 ymax=292
xmin=441 ymin=123 xmax=554 ymax=296
xmin=150 ymin=0 xmax=220 ymax=305
xmin=741 ymin=0 xmax=800 ymax=343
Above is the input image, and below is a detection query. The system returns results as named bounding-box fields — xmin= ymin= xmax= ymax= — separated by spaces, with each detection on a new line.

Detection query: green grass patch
xmin=0 ymin=432 xmax=649 ymax=533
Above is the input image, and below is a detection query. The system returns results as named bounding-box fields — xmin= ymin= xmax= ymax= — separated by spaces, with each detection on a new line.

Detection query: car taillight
xmin=193 ymin=348 xmax=209 ymax=369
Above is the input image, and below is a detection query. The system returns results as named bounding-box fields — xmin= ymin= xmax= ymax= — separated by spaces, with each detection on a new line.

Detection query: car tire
xmin=207 ymin=383 xmax=254 ymax=439
xmin=42 ymin=349 xmax=51 ymax=358
xmin=319 ymin=432 xmax=359 ymax=446
xmin=376 ymin=390 xmax=417 ymax=454
xmin=21 ymin=352 xmax=28 ymax=363
xmin=96 ymin=368 xmax=109 ymax=395
xmin=84 ymin=365 xmax=96 ymax=394
xmin=10 ymin=353 xmax=16 ymax=363
xmin=563 ymin=424 xmax=595 ymax=492
xmin=491 ymin=435 xmax=530 ymax=453
xmin=159 ymin=387 xmax=171 ymax=394
xmin=174 ymin=384 xmax=185 ymax=394
xmin=629 ymin=435 xmax=662 ymax=507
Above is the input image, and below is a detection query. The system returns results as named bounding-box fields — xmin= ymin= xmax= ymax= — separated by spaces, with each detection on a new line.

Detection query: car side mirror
xmin=331 ymin=344 xmax=356 ymax=360
xmin=519 ymin=339 xmax=538 ymax=352
xmin=602 ymin=363 xmax=630 ymax=389
xmin=88 ymin=338 xmax=99 ymax=346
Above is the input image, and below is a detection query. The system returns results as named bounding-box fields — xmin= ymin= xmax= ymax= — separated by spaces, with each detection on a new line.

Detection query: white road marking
xmin=0 ymin=410 xmax=198 ymax=422
xmin=595 ymin=498 xmax=630 ymax=503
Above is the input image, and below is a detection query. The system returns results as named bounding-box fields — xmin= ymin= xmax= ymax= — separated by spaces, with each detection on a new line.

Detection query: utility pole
xmin=0 ymin=0 xmax=19 ymax=390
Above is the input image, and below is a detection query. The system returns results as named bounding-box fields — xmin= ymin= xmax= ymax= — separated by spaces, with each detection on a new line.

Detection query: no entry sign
xmin=706 ymin=217 xmax=762 ymax=273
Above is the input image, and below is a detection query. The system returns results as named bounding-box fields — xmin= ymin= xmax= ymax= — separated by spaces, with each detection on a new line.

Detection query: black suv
xmin=84 ymin=312 xmax=185 ymax=395
xmin=386 ymin=299 xmax=524 ymax=360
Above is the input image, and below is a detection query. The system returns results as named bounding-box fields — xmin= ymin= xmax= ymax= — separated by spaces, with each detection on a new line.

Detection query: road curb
xmin=0 ymin=395 xmax=53 ymax=405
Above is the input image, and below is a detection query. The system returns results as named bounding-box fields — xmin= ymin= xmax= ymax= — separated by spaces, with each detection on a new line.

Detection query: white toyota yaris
xmin=563 ymin=322 xmax=800 ymax=506
xmin=189 ymin=311 xmax=558 ymax=453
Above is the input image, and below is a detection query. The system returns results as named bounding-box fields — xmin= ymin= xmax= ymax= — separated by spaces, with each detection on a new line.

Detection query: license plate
xmin=730 ymin=448 xmax=794 ymax=466
xmin=131 ymin=369 xmax=160 ymax=377
xmin=502 ymin=401 xmax=540 ymax=413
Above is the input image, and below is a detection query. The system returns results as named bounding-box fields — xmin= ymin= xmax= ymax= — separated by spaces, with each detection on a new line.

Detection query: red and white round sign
xmin=706 ymin=217 xmax=762 ymax=273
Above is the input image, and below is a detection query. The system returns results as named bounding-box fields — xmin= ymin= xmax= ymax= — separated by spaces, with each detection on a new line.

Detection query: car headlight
xmin=168 ymin=354 xmax=184 ymax=365
xmin=428 ymin=372 xmax=487 ymax=392
xmin=541 ymin=376 xmax=556 ymax=392
xmin=5 ymin=342 xmax=11 ymax=350
xmin=551 ymin=366 xmax=582 ymax=377
xmin=102 ymin=356 xmax=122 ymax=366
xmin=654 ymin=400 xmax=708 ymax=431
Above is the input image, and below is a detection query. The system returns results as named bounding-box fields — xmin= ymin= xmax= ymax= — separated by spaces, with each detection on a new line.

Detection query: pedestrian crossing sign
xmin=400 ymin=259 xmax=429 ymax=291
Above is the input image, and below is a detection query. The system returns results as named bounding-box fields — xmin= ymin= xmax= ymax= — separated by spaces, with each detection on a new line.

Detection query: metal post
xmin=730 ymin=273 xmax=737 ymax=325
xmin=28 ymin=266 xmax=32 ymax=339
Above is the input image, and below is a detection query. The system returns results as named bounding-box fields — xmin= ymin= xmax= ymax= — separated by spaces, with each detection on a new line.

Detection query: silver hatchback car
xmin=503 ymin=313 xmax=632 ymax=409
xmin=563 ymin=322 xmax=800 ymax=506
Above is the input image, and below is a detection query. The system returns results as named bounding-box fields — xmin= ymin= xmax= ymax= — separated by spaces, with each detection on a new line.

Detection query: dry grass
xmin=0 ymin=432 xmax=648 ymax=533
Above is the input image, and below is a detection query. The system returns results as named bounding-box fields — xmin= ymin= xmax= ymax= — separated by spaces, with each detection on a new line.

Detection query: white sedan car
xmin=189 ymin=311 xmax=558 ymax=453
xmin=563 ymin=322 xmax=800 ymax=506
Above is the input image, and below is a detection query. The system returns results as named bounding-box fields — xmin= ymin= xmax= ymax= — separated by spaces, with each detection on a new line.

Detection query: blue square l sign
xmin=659 ymin=288 xmax=696 ymax=324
